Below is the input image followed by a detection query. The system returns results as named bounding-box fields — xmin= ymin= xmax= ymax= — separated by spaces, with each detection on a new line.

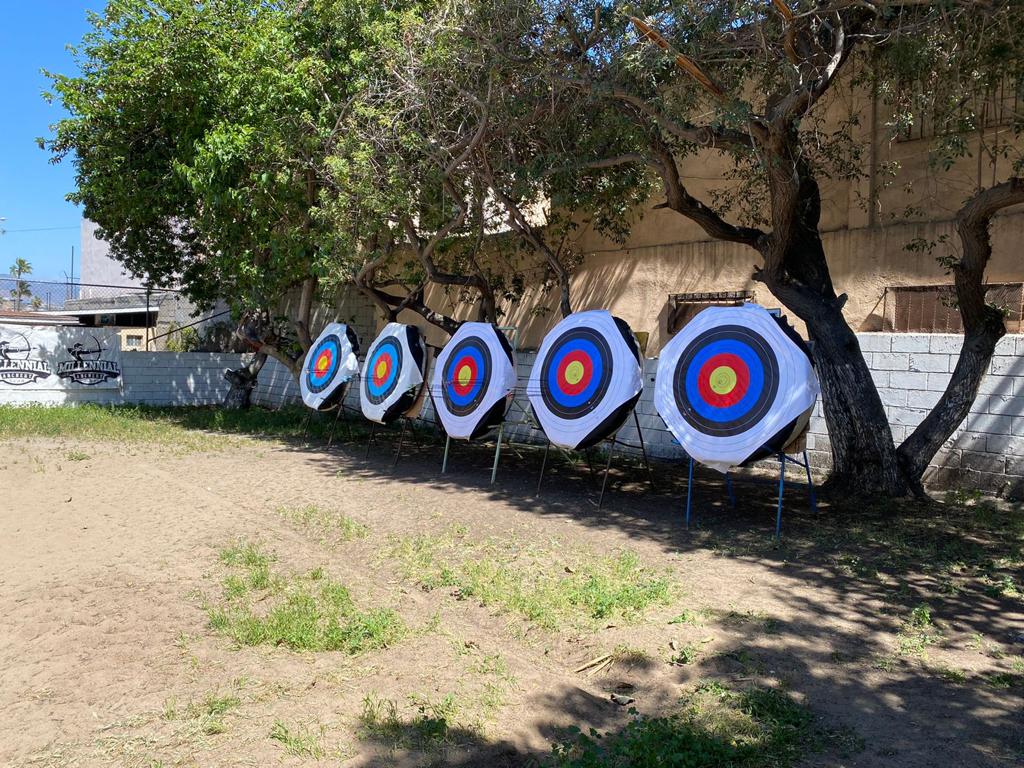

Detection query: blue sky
xmin=0 ymin=1 xmax=99 ymax=281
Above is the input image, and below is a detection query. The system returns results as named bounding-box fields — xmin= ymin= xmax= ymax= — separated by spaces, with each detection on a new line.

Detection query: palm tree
xmin=8 ymin=258 xmax=32 ymax=312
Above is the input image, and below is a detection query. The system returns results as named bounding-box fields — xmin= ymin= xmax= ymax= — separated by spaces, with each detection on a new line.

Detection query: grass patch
xmin=162 ymin=691 xmax=241 ymax=736
xmin=549 ymin=681 xmax=830 ymax=768
xmin=896 ymin=604 xmax=941 ymax=658
xmin=64 ymin=450 xmax=91 ymax=461
xmin=207 ymin=540 xmax=403 ymax=654
xmin=388 ymin=529 xmax=672 ymax=631
xmin=269 ymin=720 xmax=326 ymax=759
xmin=359 ymin=692 xmax=461 ymax=750
xmin=277 ymin=503 xmax=369 ymax=544
xmin=0 ymin=403 xmax=327 ymax=450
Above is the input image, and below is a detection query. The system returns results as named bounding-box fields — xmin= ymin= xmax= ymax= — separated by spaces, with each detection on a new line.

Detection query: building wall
xmin=79 ymin=220 xmax=147 ymax=295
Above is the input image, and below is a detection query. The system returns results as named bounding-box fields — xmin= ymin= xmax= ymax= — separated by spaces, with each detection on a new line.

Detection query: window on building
xmin=125 ymin=334 xmax=143 ymax=349
xmin=883 ymin=283 xmax=1023 ymax=333
xmin=667 ymin=290 xmax=755 ymax=336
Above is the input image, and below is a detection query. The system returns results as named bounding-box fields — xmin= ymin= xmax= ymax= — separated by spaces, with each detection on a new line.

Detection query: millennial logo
xmin=57 ymin=336 xmax=121 ymax=385
xmin=0 ymin=332 xmax=52 ymax=385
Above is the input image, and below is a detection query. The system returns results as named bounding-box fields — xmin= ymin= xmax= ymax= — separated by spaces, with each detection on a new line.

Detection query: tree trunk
xmin=896 ymin=178 xmax=1021 ymax=484
xmin=223 ymin=352 xmax=267 ymax=410
xmin=804 ymin=304 xmax=910 ymax=497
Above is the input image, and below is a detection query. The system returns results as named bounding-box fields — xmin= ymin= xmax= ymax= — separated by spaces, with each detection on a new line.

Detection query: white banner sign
xmin=0 ymin=325 xmax=123 ymax=390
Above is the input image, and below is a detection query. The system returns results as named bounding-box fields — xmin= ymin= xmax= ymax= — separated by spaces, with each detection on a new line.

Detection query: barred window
xmin=667 ymin=290 xmax=754 ymax=336
xmin=883 ymin=283 xmax=1023 ymax=333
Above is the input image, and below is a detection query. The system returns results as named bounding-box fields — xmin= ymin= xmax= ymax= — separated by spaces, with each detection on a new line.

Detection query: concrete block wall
xmin=805 ymin=333 xmax=1024 ymax=498
xmin=0 ymin=351 xmax=248 ymax=407
xmin=256 ymin=333 xmax=1024 ymax=497
xmin=4 ymin=332 xmax=1016 ymax=496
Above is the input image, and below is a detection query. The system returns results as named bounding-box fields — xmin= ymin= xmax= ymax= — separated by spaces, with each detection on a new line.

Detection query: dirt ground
xmin=2 ymin=428 xmax=1022 ymax=767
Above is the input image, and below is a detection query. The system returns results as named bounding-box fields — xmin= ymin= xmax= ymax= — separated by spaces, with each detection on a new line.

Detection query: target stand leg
xmin=725 ymin=473 xmax=737 ymax=508
xmin=392 ymin=419 xmax=409 ymax=468
xmin=300 ymin=410 xmax=312 ymax=443
xmin=536 ymin=441 xmax=551 ymax=497
xmin=326 ymin=405 xmax=343 ymax=448
xmin=584 ymin=448 xmax=597 ymax=482
xmin=441 ymin=434 xmax=452 ymax=474
xmin=597 ymin=437 xmax=618 ymax=511
xmin=685 ymin=456 xmax=695 ymax=530
xmin=633 ymin=411 xmax=656 ymax=492
xmin=490 ymin=421 xmax=505 ymax=485
xmin=364 ymin=422 xmax=377 ymax=459
xmin=775 ymin=453 xmax=787 ymax=541
xmin=803 ymin=450 xmax=818 ymax=513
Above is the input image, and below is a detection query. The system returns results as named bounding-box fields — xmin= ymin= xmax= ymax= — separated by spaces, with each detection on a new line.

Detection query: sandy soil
xmin=1 ymin=432 xmax=1022 ymax=767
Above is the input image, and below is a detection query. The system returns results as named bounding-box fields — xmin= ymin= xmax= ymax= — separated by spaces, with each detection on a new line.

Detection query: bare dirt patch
xmin=1 ymin=421 xmax=1022 ymax=767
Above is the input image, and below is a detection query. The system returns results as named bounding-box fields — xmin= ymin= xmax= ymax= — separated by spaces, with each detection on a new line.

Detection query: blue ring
xmin=683 ymin=339 xmax=765 ymax=423
xmin=445 ymin=344 xmax=487 ymax=408
xmin=545 ymin=337 xmax=604 ymax=409
xmin=306 ymin=336 xmax=341 ymax=393
xmin=366 ymin=339 xmax=401 ymax=400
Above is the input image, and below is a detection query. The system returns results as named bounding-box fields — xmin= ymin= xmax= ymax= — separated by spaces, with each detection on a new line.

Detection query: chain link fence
xmin=0 ymin=277 xmax=235 ymax=351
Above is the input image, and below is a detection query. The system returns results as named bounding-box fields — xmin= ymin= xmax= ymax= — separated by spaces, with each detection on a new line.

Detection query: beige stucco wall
xmin=369 ymin=87 xmax=1024 ymax=355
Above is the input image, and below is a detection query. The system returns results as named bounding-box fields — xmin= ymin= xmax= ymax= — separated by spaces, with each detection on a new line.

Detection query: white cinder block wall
xmin=254 ymin=333 xmax=1024 ymax=498
xmin=2 ymin=335 xmax=1018 ymax=497
xmin=0 ymin=352 xmax=248 ymax=407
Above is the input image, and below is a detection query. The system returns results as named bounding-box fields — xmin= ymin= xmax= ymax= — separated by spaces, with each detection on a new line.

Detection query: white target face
xmin=527 ymin=310 xmax=643 ymax=450
xmin=299 ymin=323 xmax=360 ymax=411
xmin=360 ymin=323 xmax=427 ymax=424
xmin=654 ymin=304 xmax=819 ymax=472
xmin=431 ymin=322 xmax=517 ymax=440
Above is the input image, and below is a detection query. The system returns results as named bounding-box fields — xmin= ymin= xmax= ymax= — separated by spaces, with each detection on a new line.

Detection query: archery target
xmin=360 ymin=323 xmax=427 ymax=424
xmin=432 ymin=322 xmax=517 ymax=440
xmin=655 ymin=304 xmax=819 ymax=473
xmin=299 ymin=323 xmax=360 ymax=411
xmin=528 ymin=310 xmax=643 ymax=450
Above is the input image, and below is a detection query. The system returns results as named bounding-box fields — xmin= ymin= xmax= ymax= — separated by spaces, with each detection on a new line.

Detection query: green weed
xmin=549 ymin=682 xmax=830 ymax=768
xmin=359 ymin=692 xmax=461 ymax=749
xmin=277 ymin=503 xmax=369 ymax=544
xmin=269 ymin=720 xmax=326 ymax=759
xmin=208 ymin=541 xmax=403 ymax=654
xmin=388 ymin=532 xmax=671 ymax=631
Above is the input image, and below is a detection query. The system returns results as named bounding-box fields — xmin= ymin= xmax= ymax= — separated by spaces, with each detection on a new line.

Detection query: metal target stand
xmin=683 ymin=449 xmax=817 ymax=540
xmin=535 ymin=409 xmax=656 ymax=511
xmin=437 ymin=326 xmax=520 ymax=485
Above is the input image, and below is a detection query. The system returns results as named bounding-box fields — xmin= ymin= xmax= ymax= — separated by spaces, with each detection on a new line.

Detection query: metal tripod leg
xmin=441 ymin=434 xmax=452 ymax=474
xmin=685 ymin=456 xmax=695 ymax=530
xmin=597 ymin=436 xmax=617 ymax=511
xmin=326 ymin=405 xmax=343 ymax=448
xmin=490 ymin=422 xmax=505 ymax=485
xmin=536 ymin=441 xmax=551 ymax=496
xmin=392 ymin=419 xmax=408 ymax=468
xmin=633 ymin=411 xmax=655 ymax=492
xmin=775 ymin=454 xmax=786 ymax=541
xmin=364 ymin=422 xmax=377 ymax=459
xmin=803 ymin=450 xmax=817 ymax=512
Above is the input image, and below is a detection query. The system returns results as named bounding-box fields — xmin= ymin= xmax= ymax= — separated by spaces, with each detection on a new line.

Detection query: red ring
xmin=697 ymin=353 xmax=749 ymax=408
xmin=556 ymin=350 xmax=593 ymax=396
xmin=314 ymin=349 xmax=333 ymax=375
xmin=372 ymin=353 xmax=393 ymax=388
xmin=449 ymin=356 xmax=478 ymax=396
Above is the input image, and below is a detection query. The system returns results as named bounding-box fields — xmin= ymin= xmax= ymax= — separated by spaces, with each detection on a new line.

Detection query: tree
xmin=45 ymin=0 xmax=396 ymax=404
xmin=333 ymin=0 xmax=646 ymax=327
xmin=518 ymin=0 xmax=1024 ymax=497
xmin=8 ymin=258 xmax=32 ymax=312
